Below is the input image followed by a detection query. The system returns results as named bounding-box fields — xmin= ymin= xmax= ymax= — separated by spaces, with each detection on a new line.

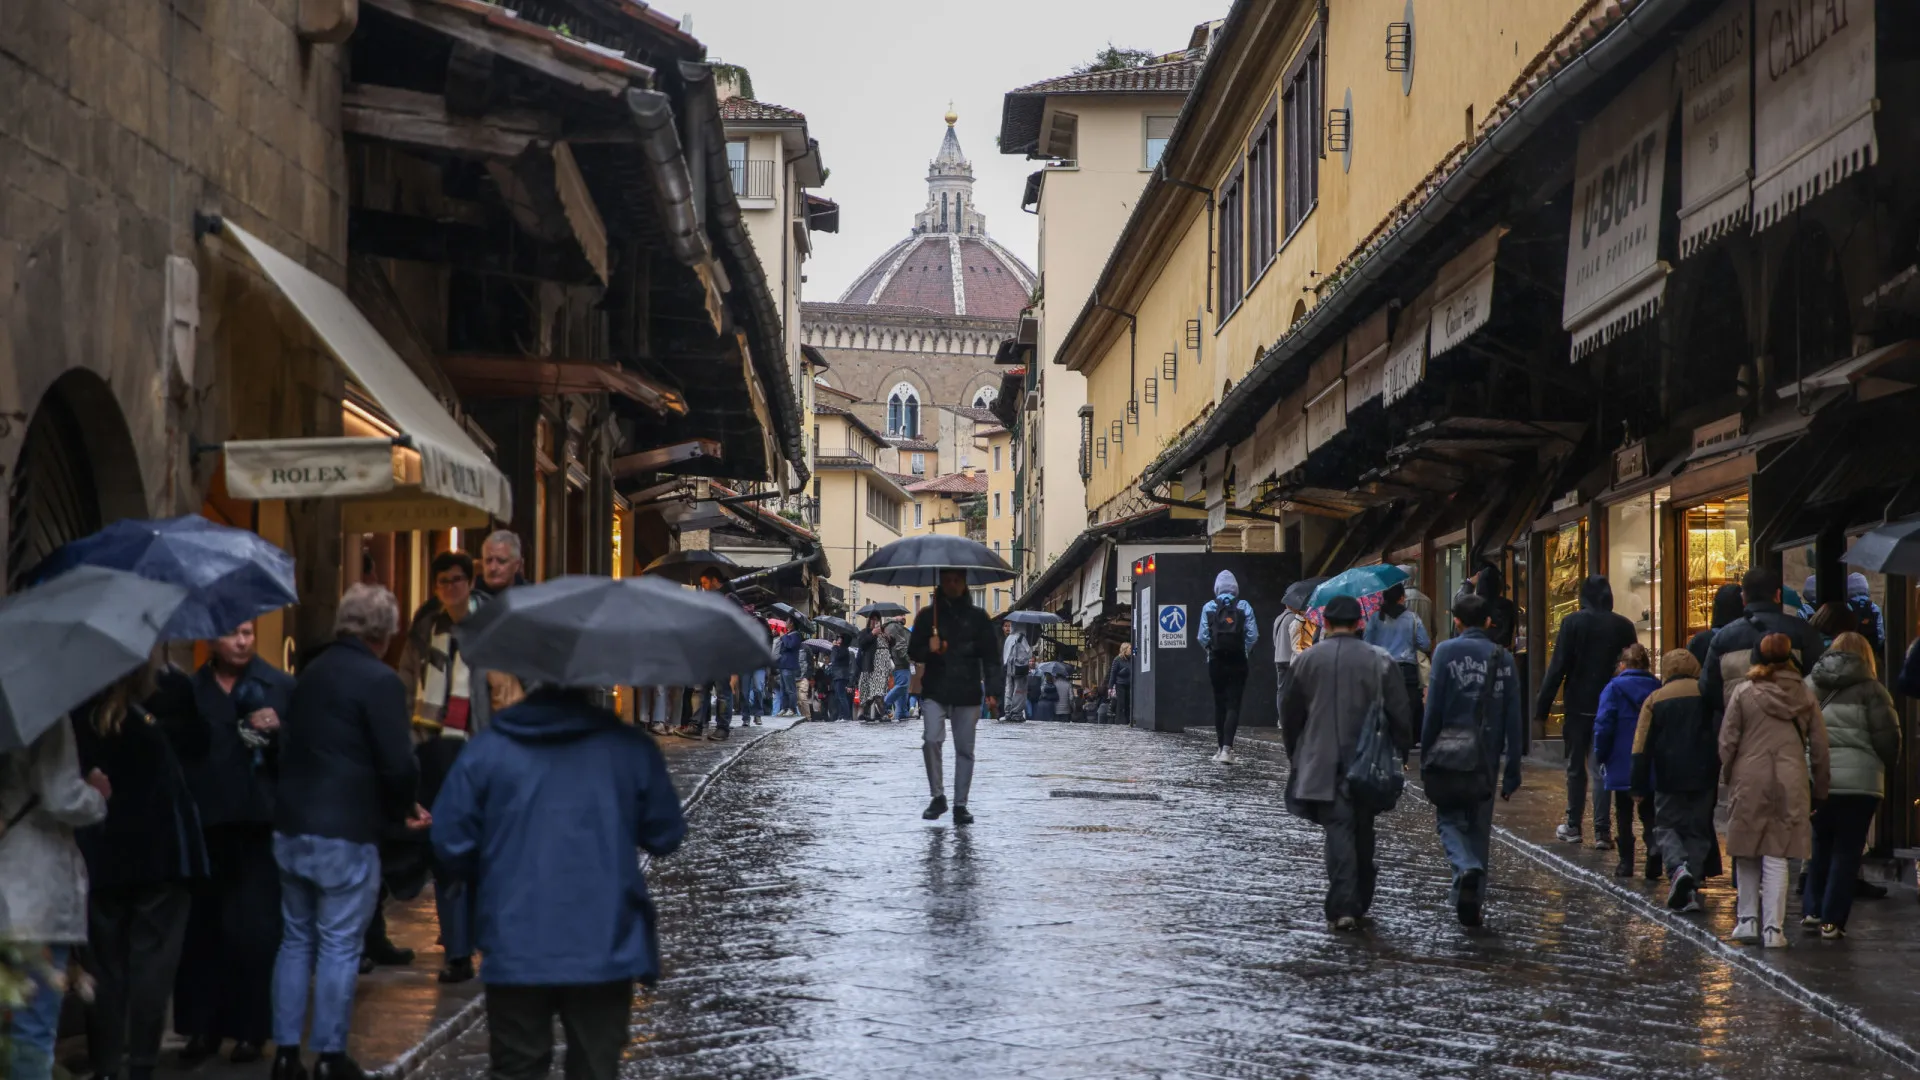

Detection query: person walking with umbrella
xmin=174 ymin=620 xmax=294 ymax=1066
xmin=855 ymin=615 xmax=888 ymax=723
xmin=1365 ymin=583 xmax=1431 ymax=714
xmin=1197 ymin=571 xmax=1259 ymax=763
xmin=908 ymin=570 xmax=1003 ymax=823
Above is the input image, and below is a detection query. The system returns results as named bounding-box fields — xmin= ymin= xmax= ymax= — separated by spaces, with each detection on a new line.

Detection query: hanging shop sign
xmin=1230 ymin=435 xmax=1263 ymax=509
xmin=1077 ymin=542 xmax=1109 ymax=627
xmin=1562 ymin=64 xmax=1673 ymax=361
xmin=225 ymin=437 xmax=399 ymax=501
xmin=1305 ymin=378 xmax=1346 ymax=451
xmin=1613 ymin=440 xmax=1649 ymax=486
xmin=1430 ymin=228 xmax=1503 ymax=358
xmin=1382 ymin=314 xmax=1428 ymax=405
xmin=1677 ymin=0 xmax=1752 ymax=257
xmin=1275 ymin=418 xmax=1308 ymax=477
xmin=1344 ymin=305 xmax=1391 ymax=413
xmin=1751 ymin=0 xmax=1875 ymax=232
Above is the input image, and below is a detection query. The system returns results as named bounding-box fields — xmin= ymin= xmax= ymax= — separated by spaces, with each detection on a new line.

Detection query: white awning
xmin=1076 ymin=542 xmax=1110 ymax=628
xmin=218 ymin=222 xmax=512 ymax=524
xmin=1562 ymin=65 xmax=1673 ymax=361
xmin=1430 ymin=228 xmax=1503 ymax=358
xmin=1751 ymin=0 xmax=1876 ymax=233
xmin=1676 ymin=0 xmax=1752 ymax=258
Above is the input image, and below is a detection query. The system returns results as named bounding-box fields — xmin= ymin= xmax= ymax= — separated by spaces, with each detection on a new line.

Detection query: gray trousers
xmin=922 ymin=700 xmax=980 ymax=804
xmin=1654 ymin=790 xmax=1717 ymax=881
xmin=1321 ymin=789 xmax=1379 ymax=922
xmin=1004 ymin=670 xmax=1028 ymax=721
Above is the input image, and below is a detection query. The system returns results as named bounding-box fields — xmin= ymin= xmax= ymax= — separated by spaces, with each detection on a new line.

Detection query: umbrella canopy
xmin=849 ymin=535 xmax=1015 ymax=587
xmin=1036 ymin=660 xmax=1073 ymax=678
xmin=770 ymin=603 xmax=811 ymax=627
xmin=803 ymin=639 xmax=835 ymax=652
xmin=455 ymin=575 xmax=769 ymax=688
xmin=1308 ymin=565 xmax=1410 ymax=610
xmin=1844 ymin=519 xmax=1920 ymax=578
xmin=814 ymin=615 xmax=858 ymax=637
xmin=1003 ymin=610 xmax=1063 ymax=626
xmin=640 ymin=549 xmax=740 ymax=585
xmin=36 ymin=515 xmax=296 ymax=640
xmin=1282 ymin=576 xmax=1331 ymax=611
xmin=0 ymin=567 xmax=189 ymax=751
xmin=856 ymin=602 xmax=909 ymax=618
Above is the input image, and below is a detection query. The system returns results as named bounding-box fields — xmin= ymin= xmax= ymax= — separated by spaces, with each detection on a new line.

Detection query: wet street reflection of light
xmin=410 ymin=723 xmax=1919 ymax=1080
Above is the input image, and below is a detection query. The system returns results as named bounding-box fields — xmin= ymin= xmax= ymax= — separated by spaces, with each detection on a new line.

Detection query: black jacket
xmin=1687 ymin=583 xmax=1747 ymax=667
xmin=182 ymin=657 xmax=295 ymax=828
xmin=73 ymin=668 xmax=212 ymax=889
xmin=1698 ymin=602 xmax=1826 ymax=718
xmin=908 ymin=592 xmax=1004 ymax=707
xmin=276 ymin=637 xmax=419 ymax=846
xmin=1630 ymin=679 xmax=1718 ymax=794
xmin=1535 ymin=576 xmax=1639 ymax=721
xmin=1106 ymin=656 xmax=1134 ymax=693
xmin=855 ymin=629 xmax=879 ymax=676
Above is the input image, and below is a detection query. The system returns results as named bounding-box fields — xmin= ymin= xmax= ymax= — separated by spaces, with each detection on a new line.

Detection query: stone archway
xmin=8 ymin=368 xmax=149 ymax=588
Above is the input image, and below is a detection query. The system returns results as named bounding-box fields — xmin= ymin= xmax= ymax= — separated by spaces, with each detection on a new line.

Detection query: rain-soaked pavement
xmin=409 ymin=720 xmax=1918 ymax=1080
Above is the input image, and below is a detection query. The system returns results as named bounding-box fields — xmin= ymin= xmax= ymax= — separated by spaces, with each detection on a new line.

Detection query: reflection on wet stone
xmin=413 ymin=723 xmax=1917 ymax=1080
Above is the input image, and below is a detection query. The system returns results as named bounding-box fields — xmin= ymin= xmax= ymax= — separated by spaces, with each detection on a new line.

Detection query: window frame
xmin=1217 ymin=161 xmax=1247 ymax=322
xmin=1245 ymin=95 xmax=1280 ymax=286
xmin=1282 ymin=21 xmax=1324 ymax=239
xmin=1142 ymin=114 xmax=1178 ymax=171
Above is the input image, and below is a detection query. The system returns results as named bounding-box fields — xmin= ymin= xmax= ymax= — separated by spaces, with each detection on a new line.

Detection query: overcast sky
xmin=681 ymin=0 xmax=1215 ymax=300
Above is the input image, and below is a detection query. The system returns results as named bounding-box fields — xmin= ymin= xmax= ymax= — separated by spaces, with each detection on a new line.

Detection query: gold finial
xmin=945 ymin=101 xmax=958 ymax=126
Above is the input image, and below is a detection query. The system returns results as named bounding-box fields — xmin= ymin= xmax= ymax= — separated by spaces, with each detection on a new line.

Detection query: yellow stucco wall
xmin=1077 ymin=0 xmax=1587 ymax=512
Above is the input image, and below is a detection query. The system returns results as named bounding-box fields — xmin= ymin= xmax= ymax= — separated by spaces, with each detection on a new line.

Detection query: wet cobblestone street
xmin=418 ymin=722 xmax=1919 ymax=1079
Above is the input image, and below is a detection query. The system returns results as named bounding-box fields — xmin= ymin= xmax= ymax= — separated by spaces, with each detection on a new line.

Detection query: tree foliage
xmin=1074 ymin=44 xmax=1158 ymax=74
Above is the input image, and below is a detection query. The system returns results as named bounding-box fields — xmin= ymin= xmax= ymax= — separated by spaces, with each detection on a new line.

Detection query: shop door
xmin=1680 ymin=494 xmax=1749 ymax=643
xmin=1540 ymin=519 xmax=1588 ymax=737
xmin=1606 ymin=489 xmax=1670 ymax=652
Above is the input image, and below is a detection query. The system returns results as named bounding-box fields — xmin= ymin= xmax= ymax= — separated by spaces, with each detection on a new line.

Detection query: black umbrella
xmin=1844 ymin=519 xmax=1920 ymax=578
xmin=1004 ymin=610 xmax=1063 ymax=626
xmin=1282 ymin=576 xmax=1331 ymax=611
xmin=856 ymin=602 xmax=909 ymax=618
xmin=769 ymin=603 xmax=811 ymax=626
xmin=455 ymin=575 xmax=769 ymax=688
xmin=814 ymin=615 xmax=858 ymax=637
xmin=640 ymin=549 xmax=741 ymax=585
xmin=849 ymin=535 xmax=1015 ymax=587
xmin=803 ymin=639 xmax=835 ymax=652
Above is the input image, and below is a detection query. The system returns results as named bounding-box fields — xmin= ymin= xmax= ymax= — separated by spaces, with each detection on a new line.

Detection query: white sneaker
xmin=1730 ymin=917 xmax=1760 ymax=945
xmin=1211 ymin=747 xmax=1227 ymax=763
xmin=1762 ymin=926 xmax=1790 ymax=949
xmin=1222 ymin=746 xmax=1235 ymax=764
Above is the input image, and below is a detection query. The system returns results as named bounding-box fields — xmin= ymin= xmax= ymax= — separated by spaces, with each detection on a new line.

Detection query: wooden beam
xmin=344 ymin=84 xmax=558 ymax=158
xmin=361 ymin=0 xmax=637 ymax=97
xmin=443 ymin=41 xmax=496 ymax=117
xmin=611 ymin=439 xmax=723 ymax=479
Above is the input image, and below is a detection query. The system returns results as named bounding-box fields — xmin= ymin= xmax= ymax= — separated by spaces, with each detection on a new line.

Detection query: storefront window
xmin=1437 ymin=543 xmax=1469 ymax=642
xmin=1682 ymin=494 xmax=1749 ymax=643
xmin=1542 ymin=519 xmax=1587 ymax=737
xmin=1606 ymin=488 xmax=1668 ymax=652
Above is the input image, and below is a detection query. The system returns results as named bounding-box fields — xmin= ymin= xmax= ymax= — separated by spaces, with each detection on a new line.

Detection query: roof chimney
xmin=963 ymin=465 xmax=977 ymax=480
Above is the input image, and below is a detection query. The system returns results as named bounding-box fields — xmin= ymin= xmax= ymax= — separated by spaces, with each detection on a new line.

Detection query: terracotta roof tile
xmin=1000 ymin=57 xmax=1202 ymax=156
xmin=719 ymin=97 xmax=806 ymax=123
xmin=908 ymin=471 xmax=988 ymax=495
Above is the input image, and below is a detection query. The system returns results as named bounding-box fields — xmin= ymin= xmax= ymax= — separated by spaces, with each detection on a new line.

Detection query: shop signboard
xmin=1382 ymin=317 xmax=1428 ymax=406
xmin=1693 ymin=413 xmax=1746 ymax=454
xmin=226 ymin=437 xmax=397 ymax=500
xmin=1305 ymin=379 xmax=1346 ymax=450
xmin=1677 ymin=0 xmax=1752 ymax=257
xmin=1613 ymin=440 xmax=1649 ymax=486
xmin=1562 ymin=64 xmax=1673 ymax=360
xmin=1751 ymin=0 xmax=1875 ymax=232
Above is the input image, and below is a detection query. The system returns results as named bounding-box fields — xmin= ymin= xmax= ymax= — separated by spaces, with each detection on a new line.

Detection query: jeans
xmin=776 ymin=669 xmax=799 ymax=714
xmin=1653 ymin=790 xmax=1718 ymax=883
xmin=1209 ymin=655 xmax=1249 ymax=748
xmin=1561 ymin=712 xmax=1609 ymax=835
xmin=886 ymin=669 xmax=912 ymax=719
xmin=645 ymin=685 xmax=677 ymax=728
xmin=830 ymin=678 xmax=852 ymax=723
xmin=1433 ymin=795 xmax=1496 ymax=905
xmin=696 ymin=681 xmax=732 ymax=732
xmin=89 ymin=882 xmax=192 ymax=1073
xmin=485 ymin=981 xmax=634 ymax=1080
xmin=1806 ymin=794 xmax=1880 ymax=929
xmin=749 ymin=669 xmax=768 ymax=719
xmin=1322 ymin=787 xmax=1379 ymax=921
xmin=3 ymin=943 xmax=70 ymax=1080
xmin=922 ymin=700 xmax=980 ymax=805
xmin=272 ymin=832 xmax=383 ymax=1053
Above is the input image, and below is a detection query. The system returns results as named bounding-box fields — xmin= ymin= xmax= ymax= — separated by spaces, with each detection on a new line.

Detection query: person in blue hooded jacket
xmin=1593 ymin=643 xmax=1661 ymax=880
xmin=1197 ymin=570 xmax=1259 ymax=763
xmin=430 ymin=686 xmax=687 ymax=1080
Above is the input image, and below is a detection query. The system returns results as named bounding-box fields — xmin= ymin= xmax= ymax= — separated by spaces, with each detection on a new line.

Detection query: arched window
xmin=972 ymin=386 xmax=998 ymax=409
xmin=887 ymin=383 xmax=920 ymax=437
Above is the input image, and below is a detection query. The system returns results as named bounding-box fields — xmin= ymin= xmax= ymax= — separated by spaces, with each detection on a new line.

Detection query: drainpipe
xmin=1158 ymin=165 xmax=1214 ymax=314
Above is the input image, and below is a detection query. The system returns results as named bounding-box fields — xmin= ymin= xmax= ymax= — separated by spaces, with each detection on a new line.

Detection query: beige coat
xmin=1719 ymin=667 xmax=1831 ymax=859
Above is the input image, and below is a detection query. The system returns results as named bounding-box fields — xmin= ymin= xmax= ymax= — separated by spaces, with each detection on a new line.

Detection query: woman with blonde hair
xmin=1802 ymin=631 xmax=1900 ymax=939
xmin=1719 ymin=632 xmax=1830 ymax=947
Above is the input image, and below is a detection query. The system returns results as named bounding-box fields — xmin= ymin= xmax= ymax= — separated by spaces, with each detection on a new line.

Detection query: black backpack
xmin=1209 ymin=600 xmax=1246 ymax=657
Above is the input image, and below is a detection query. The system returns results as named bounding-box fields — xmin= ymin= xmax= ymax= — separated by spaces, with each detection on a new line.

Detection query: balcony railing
xmin=729 ymin=158 xmax=776 ymax=200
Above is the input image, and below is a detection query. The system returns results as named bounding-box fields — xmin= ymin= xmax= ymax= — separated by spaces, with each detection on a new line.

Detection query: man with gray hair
xmin=272 ymin=584 xmax=427 ymax=1080
xmin=477 ymin=531 xmax=526 ymax=598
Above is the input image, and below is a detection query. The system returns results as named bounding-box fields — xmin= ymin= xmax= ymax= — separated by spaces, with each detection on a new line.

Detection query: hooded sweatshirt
xmin=1687 ymin=583 xmax=1746 ymax=666
xmin=1720 ymin=667 xmax=1830 ymax=860
xmin=430 ymin=688 xmax=687 ymax=986
xmin=1806 ymin=650 xmax=1900 ymax=798
xmin=1197 ymin=570 xmax=1259 ymax=659
xmin=1534 ymin=576 xmax=1639 ymax=722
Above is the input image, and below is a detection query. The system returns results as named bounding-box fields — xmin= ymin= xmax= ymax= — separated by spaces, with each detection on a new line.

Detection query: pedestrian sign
xmin=1157 ymin=604 xmax=1187 ymax=649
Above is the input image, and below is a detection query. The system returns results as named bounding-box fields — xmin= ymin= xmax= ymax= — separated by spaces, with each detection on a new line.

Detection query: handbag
xmin=1346 ymin=694 xmax=1406 ymax=813
xmin=1422 ymin=672 xmax=1495 ymax=808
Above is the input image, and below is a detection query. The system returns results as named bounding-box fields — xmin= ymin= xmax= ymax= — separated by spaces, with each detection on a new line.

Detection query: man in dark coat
xmin=272 ymin=585 xmax=427 ymax=1080
xmin=1281 ymin=595 xmax=1413 ymax=931
xmin=774 ymin=626 xmax=805 ymax=716
xmin=431 ymin=686 xmax=686 ymax=1080
xmin=1699 ymin=567 xmax=1826 ymax=718
xmin=175 ymin=620 xmax=295 ymax=1065
xmin=1535 ymin=575 xmax=1638 ymax=847
xmin=908 ymin=570 xmax=1003 ymax=824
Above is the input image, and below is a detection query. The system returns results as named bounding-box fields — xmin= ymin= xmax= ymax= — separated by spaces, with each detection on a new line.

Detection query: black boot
xmin=231 ymin=1041 xmax=265 ymax=1064
xmin=272 ymin=1046 xmax=309 ymax=1080
xmin=179 ymin=1035 xmax=222 ymax=1066
xmin=438 ymin=956 xmax=476 ymax=984
xmin=364 ymin=935 xmax=413 ymax=968
xmin=922 ymin=795 xmax=948 ymax=820
xmin=314 ymin=1052 xmax=369 ymax=1080
xmin=1644 ymin=853 xmax=1662 ymax=880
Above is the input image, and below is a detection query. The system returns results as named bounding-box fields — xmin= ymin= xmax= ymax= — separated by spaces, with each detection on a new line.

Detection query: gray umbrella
xmin=1843 ymin=519 xmax=1920 ymax=578
xmin=856 ymin=602 xmax=909 ymax=618
xmin=850 ymin=535 xmax=1015 ymax=587
xmin=0 ymin=566 xmax=189 ymax=751
xmin=640 ymin=549 xmax=740 ymax=585
xmin=1003 ymin=610 xmax=1063 ymax=626
xmin=454 ymin=575 xmax=770 ymax=688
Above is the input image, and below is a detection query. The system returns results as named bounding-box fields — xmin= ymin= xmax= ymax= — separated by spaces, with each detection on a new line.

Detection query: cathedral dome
xmin=837 ymin=118 xmax=1036 ymax=319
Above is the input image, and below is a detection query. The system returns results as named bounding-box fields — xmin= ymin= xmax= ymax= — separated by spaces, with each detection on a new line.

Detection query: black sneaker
xmin=922 ymin=795 xmax=948 ymax=820
xmin=272 ymin=1046 xmax=309 ymax=1080
xmin=1644 ymin=855 xmax=1663 ymax=880
xmin=313 ymin=1052 xmax=368 ymax=1080
xmin=673 ymin=725 xmax=705 ymax=740
xmin=437 ymin=956 xmax=476 ymax=984
xmin=1666 ymin=867 xmax=1696 ymax=910
xmin=1456 ymin=868 xmax=1485 ymax=927
xmin=365 ymin=938 xmax=414 ymax=967
xmin=707 ymin=729 xmax=731 ymax=741
xmin=1856 ymin=878 xmax=1890 ymax=899
xmin=952 ymin=805 xmax=974 ymax=825
xmin=230 ymin=1040 xmax=265 ymax=1064
xmin=1612 ymin=859 xmax=1634 ymax=878
xmin=180 ymin=1036 xmax=222 ymax=1066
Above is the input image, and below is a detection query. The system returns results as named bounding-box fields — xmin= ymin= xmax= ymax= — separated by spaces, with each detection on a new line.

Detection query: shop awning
xmin=217 ymin=222 xmax=512 ymax=526
xmin=1561 ymin=66 xmax=1672 ymax=360
xmin=1774 ymin=340 xmax=1920 ymax=403
xmin=1751 ymin=0 xmax=1876 ymax=232
xmin=441 ymin=354 xmax=687 ymax=415
xmin=1429 ymin=227 xmax=1503 ymax=359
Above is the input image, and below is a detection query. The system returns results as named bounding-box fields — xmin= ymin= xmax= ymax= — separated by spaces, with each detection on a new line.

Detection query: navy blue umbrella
xmin=36 ymin=515 xmax=298 ymax=640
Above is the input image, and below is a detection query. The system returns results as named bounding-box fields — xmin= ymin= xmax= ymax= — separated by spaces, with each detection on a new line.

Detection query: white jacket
xmin=0 ymin=719 xmax=107 ymax=943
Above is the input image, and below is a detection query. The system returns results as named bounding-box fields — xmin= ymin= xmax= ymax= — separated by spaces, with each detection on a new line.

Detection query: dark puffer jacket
xmin=1534 ymin=576 xmax=1638 ymax=721
xmin=908 ymin=591 xmax=1004 ymax=707
xmin=1630 ymin=650 xmax=1717 ymax=795
xmin=1699 ymin=602 xmax=1826 ymax=718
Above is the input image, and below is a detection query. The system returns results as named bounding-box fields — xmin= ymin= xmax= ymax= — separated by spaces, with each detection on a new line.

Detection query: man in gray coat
xmin=1281 ymin=595 xmax=1414 ymax=931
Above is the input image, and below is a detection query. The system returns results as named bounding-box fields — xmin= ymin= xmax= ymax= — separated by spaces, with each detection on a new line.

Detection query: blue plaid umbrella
xmin=37 ymin=515 xmax=297 ymax=640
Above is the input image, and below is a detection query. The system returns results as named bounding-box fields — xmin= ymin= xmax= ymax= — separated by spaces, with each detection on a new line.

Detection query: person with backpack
xmin=1593 ymin=644 xmax=1661 ymax=879
xmin=1419 ymin=594 xmax=1524 ymax=928
xmin=1630 ymin=650 xmax=1720 ymax=912
xmin=1700 ymin=568 xmax=1826 ymax=723
xmin=1196 ymin=570 xmax=1259 ymax=763
xmin=1282 ymin=594 xmax=1413 ymax=931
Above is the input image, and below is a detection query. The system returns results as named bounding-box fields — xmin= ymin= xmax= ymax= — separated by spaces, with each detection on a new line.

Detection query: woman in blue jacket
xmin=1594 ymin=643 xmax=1661 ymax=879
